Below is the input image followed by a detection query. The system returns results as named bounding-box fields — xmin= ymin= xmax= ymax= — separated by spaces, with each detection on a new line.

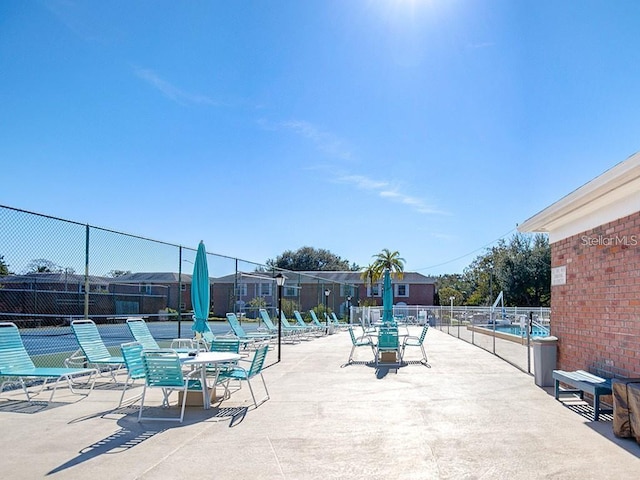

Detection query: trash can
xmin=532 ymin=336 xmax=558 ymax=387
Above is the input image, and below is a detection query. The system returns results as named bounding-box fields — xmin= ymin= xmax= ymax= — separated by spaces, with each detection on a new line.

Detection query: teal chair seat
xmin=347 ymin=327 xmax=375 ymax=364
xmin=401 ymin=325 xmax=429 ymax=366
xmin=218 ymin=344 xmax=270 ymax=409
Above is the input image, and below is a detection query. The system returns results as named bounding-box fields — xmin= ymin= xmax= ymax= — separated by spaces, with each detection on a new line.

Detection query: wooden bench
xmin=552 ymin=369 xmax=613 ymax=421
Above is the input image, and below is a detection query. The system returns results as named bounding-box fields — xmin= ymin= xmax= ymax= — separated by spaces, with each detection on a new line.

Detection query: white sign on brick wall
xmin=551 ymin=265 xmax=566 ymax=286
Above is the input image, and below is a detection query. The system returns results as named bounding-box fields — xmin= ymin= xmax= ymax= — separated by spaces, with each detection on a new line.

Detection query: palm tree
xmin=360 ymin=263 xmax=380 ymax=301
xmin=372 ymin=248 xmax=405 ymax=279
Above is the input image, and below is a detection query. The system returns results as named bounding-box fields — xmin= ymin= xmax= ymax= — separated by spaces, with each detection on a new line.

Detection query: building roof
xmin=112 ymin=272 xmax=192 ymax=283
xmin=213 ymin=270 xmax=435 ymax=285
xmin=0 ymin=272 xmax=110 ymax=285
xmin=518 ymin=151 xmax=640 ymax=242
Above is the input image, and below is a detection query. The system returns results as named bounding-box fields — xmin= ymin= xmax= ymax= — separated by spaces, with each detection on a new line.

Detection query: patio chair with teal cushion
xmin=138 ymin=349 xmax=200 ymax=423
xmin=401 ymin=325 xmax=429 ymax=366
xmin=118 ymin=341 xmax=146 ymax=407
xmin=0 ymin=322 xmax=97 ymax=402
xmin=346 ymin=326 xmax=375 ymax=365
xmin=66 ymin=319 xmax=125 ymax=380
xmin=375 ymin=324 xmax=402 ymax=369
xmin=294 ymin=310 xmax=324 ymax=336
xmin=218 ymin=343 xmax=270 ymax=409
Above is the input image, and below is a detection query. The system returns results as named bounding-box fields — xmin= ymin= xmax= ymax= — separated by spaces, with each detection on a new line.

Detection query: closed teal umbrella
xmin=191 ymin=241 xmax=210 ymax=334
xmin=382 ymin=268 xmax=394 ymax=323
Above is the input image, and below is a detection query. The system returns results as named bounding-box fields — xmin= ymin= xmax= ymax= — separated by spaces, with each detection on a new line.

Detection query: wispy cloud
xmin=134 ymin=67 xmax=220 ymax=106
xmin=335 ymin=173 xmax=446 ymax=215
xmin=279 ymin=120 xmax=354 ymax=162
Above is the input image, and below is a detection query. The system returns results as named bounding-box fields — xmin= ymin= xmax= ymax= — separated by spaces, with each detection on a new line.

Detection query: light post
xmin=324 ymin=288 xmax=331 ymax=334
xmin=449 ymin=296 xmax=455 ymax=335
xmin=346 ymin=295 xmax=352 ymax=324
xmin=275 ymin=273 xmax=286 ymax=362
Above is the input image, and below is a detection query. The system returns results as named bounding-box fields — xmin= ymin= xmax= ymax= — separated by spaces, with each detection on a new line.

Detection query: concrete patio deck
xmin=1 ymin=327 xmax=638 ymax=479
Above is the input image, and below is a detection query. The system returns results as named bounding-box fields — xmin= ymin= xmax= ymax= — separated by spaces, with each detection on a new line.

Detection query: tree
xmin=0 ymin=255 xmax=10 ymax=276
xmin=372 ymin=248 xmax=405 ymax=279
xmin=435 ymin=273 xmax=472 ymax=306
xmin=360 ymin=263 xmax=380 ymax=301
xmin=25 ymin=258 xmax=61 ymax=273
xmin=461 ymin=233 xmax=550 ymax=307
xmin=266 ymin=246 xmax=358 ymax=271
xmin=108 ymin=269 xmax=132 ymax=277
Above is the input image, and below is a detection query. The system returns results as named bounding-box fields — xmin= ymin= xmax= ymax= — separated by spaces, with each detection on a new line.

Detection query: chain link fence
xmin=0 ymin=205 xmax=358 ymax=375
xmin=352 ymin=304 xmax=551 ymax=375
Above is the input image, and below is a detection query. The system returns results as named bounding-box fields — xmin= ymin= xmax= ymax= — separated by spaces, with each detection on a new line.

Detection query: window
xmin=340 ymin=284 xmax=354 ymax=297
xmin=395 ymin=284 xmax=409 ymax=297
xmin=259 ymin=283 xmax=272 ymax=296
xmin=140 ymin=284 xmax=152 ymax=294
xmin=235 ymin=283 xmax=247 ymax=297
xmin=179 ymin=302 xmax=186 ymax=310
xmin=284 ymin=286 xmax=297 ymax=297
xmin=367 ymin=284 xmax=382 ymax=297
xmin=181 ymin=284 xmax=187 ymax=291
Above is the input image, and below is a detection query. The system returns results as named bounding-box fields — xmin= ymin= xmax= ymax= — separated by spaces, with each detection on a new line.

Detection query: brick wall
xmin=551 ymin=211 xmax=640 ymax=376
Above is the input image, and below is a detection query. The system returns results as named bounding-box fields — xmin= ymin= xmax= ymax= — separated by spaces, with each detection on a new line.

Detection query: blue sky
xmin=2 ymin=1 xmax=640 ymax=275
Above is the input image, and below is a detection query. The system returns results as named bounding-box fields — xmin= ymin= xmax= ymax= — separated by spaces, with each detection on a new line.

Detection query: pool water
xmin=492 ymin=324 xmax=550 ymax=337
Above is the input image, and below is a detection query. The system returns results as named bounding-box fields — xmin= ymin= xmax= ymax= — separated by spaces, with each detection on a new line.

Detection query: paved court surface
xmin=1 ymin=327 xmax=639 ymax=479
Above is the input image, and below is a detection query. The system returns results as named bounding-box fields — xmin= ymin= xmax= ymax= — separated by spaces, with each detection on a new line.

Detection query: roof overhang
xmin=518 ymin=151 xmax=640 ymax=243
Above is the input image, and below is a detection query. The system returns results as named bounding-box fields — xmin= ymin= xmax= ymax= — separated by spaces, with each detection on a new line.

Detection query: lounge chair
xmin=280 ymin=312 xmax=313 ymax=338
xmin=309 ymin=310 xmax=330 ymax=332
xmin=330 ymin=312 xmax=349 ymax=330
xmin=218 ymin=344 xmax=270 ymax=409
xmin=66 ymin=319 xmax=125 ymax=380
xmin=126 ymin=317 xmax=197 ymax=353
xmin=346 ymin=326 xmax=375 ymax=365
xmin=138 ymin=349 xmax=200 ymax=423
xmin=401 ymin=325 xmax=429 ymax=366
xmin=118 ymin=341 xmax=146 ymax=407
xmin=0 ymin=322 xmax=97 ymax=402
xmin=258 ymin=309 xmax=299 ymax=343
xmin=294 ymin=310 xmax=324 ymax=336
xmin=226 ymin=313 xmax=275 ymax=347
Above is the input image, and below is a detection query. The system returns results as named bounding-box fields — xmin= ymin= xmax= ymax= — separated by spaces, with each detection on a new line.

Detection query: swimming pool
xmin=492 ymin=324 xmax=549 ymax=338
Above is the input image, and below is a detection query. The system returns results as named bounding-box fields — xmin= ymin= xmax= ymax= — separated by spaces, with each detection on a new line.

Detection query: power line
xmin=414 ymin=227 xmax=517 ymax=272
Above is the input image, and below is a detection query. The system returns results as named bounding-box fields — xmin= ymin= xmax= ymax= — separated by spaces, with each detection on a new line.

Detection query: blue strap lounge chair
xmin=258 ymin=309 xmax=299 ymax=343
xmin=226 ymin=313 xmax=275 ymax=346
xmin=330 ymin=312 xmax=349 ymax=330
xmin=127 ymin=317 xmax=199 ymax=354
xmin=294 ymin=310 xmax=324 ymax=336
xmin=0 ymin=322 xmax=97 ymax=402
xmin=66 ymin=319 xmax=125 ymax=380
xmin=280 ymin=312 xmax=313 ymax=338
xmin=126 ymin=318 xmax=160 ymax=350
xmin=309 ymin=310 xmax=330 ymax=331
